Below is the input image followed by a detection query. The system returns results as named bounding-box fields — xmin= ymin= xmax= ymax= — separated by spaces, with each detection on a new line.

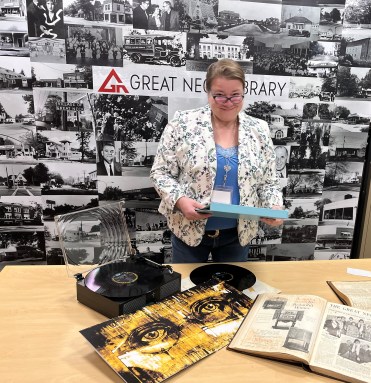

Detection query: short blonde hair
xmin=205 ymin=59 xmax=245 ymax=92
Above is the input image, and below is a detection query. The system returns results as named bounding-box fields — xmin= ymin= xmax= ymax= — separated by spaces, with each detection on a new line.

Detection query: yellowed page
xmin=311 ymin=302 xmax=371 ymax=383
xmin=330 ymin=281 xmax=371 ymax=311
xmin=229 ymin=293 xmax=327 ymax=363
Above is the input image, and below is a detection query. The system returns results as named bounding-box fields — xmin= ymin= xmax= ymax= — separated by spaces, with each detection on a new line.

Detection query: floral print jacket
xmin=150 ymin=105 xmax=283 ymax=247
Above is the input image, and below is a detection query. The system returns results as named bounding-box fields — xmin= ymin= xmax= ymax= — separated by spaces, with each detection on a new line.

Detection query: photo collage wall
xmin=0 ymin=0 xmax=370 ymax=267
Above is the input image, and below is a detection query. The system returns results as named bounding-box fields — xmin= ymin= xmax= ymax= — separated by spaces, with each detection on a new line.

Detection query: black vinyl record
xmin=189 ymin=264 xmax=256 ymax=291
xmin=84 ymin=261 xmax=165 ymax=298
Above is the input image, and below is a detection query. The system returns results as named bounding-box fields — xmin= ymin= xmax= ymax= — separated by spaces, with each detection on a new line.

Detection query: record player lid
xmin=54 ymin=200 xmax=136 ymax=278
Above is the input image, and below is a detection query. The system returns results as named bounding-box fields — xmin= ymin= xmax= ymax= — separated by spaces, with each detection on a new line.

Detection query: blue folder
xmin=197 ymin=202 xmax=289 ymax=220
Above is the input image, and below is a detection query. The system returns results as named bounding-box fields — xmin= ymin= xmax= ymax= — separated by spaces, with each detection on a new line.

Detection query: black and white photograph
xmin=26 ymin=0 xmax=65 ymax=39
xmin=339 ymin=27 xmax=371 ymax=67
xmin=177 ymin=0 xmax=218 ymax=33
xmin=41 ymin=194 xmax=98 ymax=220
xmin=313 ymin=249 xmax=350 ymax=259
xmin=318 ymin=4 xmax=344 ymax=41
xmin=123 ymin=30 xmax=187 ymax=68
xmin=286 ymin=172 xmax=325 ymax=198
xmin=218 ymin=0 xmax=281 ymax=38
xmin=44 ymin=219 xmax=62 ymax=248
xmin=0 ymin=196 xmax=43 ymax=227
xmin=284 ymin=197 xmax=320 ymax=224
xmin=265 ymin=243 xmax=315 ymax=261
xmin=287 ymin=145 xmax=328 ymax=172
xmin=0 ymin=56 xmax=34 ymax=91
xmin=32 ymin=62 xmax=93 ymax=89
xmin=307 ymin=40 xmax=339 ymax=78
xmin=328 ymin=125 xmax=368 ymax=162
xmin=336 ymin=66 xmax=371 ymax=100
xmin=318 ymin=190 xmax=358 ymax=226
xmin=324 ymin=160 xmax=364 ymax=192
xmin=121 ymin=140 xmax=158 ymax=168
xmin=33 ymin=89 xmax=95 ymax=131
xmin=275 ymin=145 xmax=290 ymax=179
xmin=135 ymin=208 xmax=171 ymax=263
xmin=252 ymin=221 xmax=283 ymax=245
xmin=63 ymin=0 xmax=133 ymax=27
xmin=35 ymin=130 xmax=96 ymax=163
xmin=29 ymin=37 xmax=66 ymax=63
xmin=0 ymin=163 xmax=47 ymax=196
xmin=96 ymin=141 xmax=122 ymax=176
xmin=65 ymin=24 xmax=124 ymax=67
xmin=316 ymin=225 xmax=353 ymax=251
xmin=244 ymin=100 xmax=303 ymax=146
xmin=289 ymin=76 xmax=323 ymax=101
xmin=281 ymin=2 xmax=320 ymax=39
xmin=343 ymin=0 xmax=371 ymax=28
xmin=186 ymin=34 xmax=253 ymax=72
xmin=91 ymin=93 xmax=168 ymax=141
xmin=0 ymin=229 xmax=46 ymax=269
xmin=338 ymin=337 xmax=371 ymax=364
xmin=37 ymin=162 xmax=97 ymax=195
xmin=281 ymin=222 xmax=318 ymax=244
xmin=0 ymin=16 xmax=29 ymax=57
xmin=300 ymin=120 xmax=331 ymax=147
xmin=0 ymin=95 xmax=37 ymax=162
xmin=97 ymin=175 xmax=157 ymax=202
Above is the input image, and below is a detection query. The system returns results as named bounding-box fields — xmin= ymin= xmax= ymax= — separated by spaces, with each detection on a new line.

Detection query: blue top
xmin=205 ymin=144 xmax=239 ymax=230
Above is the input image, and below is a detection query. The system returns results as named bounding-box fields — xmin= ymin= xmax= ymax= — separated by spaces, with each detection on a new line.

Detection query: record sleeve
xmin=196 ymin=202 xmax=288 ymax=220
xmin=80 ymin=281 xmax=253 ymax=383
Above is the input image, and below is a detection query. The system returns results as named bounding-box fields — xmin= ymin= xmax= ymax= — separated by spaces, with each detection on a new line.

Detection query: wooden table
xmin=1 ymin=259 xmax=371 ymax=383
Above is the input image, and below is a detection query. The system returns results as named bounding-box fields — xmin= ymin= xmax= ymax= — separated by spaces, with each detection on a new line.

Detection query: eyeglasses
xmin=212 ymin=95 xmax=244 ymax=104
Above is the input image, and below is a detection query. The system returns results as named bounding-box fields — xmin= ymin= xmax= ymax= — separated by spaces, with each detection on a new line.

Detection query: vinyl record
xmin=84 ymin=261 xmax=165 ymax=298
xmin=189 ymin=264 xmax=256 ymax=291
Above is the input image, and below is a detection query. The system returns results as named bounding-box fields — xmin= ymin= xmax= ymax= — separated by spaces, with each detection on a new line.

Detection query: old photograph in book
xmin=228 ymin=293 xmax=371 ymax=383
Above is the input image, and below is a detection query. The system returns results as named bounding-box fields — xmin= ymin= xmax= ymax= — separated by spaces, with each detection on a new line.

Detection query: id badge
xmin=211 ymin=186 xmax=233 ymax=204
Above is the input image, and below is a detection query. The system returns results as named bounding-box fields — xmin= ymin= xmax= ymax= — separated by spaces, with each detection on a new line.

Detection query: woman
xmin=150 ymin=59 xmax=283 ymax=263
xmin=39 ymin=0 xmax=63 ymax=39
xmin=148 ymin=5 xmax=161 ymax=30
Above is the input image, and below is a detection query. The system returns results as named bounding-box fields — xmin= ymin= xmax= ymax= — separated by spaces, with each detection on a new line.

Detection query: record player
xmin=55 ymin=201 xmax=181 ymax=318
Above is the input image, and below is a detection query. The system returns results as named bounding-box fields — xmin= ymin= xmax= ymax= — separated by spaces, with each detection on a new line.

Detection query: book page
xmin=229 ymin=294 xmax=328 ymax=364
xmin=329 ymin=281 xmax=371 ymax=311
xmin=310 ymin=302 xmax=371 ymax=382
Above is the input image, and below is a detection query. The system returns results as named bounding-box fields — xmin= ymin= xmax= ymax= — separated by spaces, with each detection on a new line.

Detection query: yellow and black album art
xmin=81 ymin=282 xmax=252 ymax=383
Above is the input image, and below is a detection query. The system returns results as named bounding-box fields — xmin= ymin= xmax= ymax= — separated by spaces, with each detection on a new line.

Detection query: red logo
xmin=98 ymin=69 xmax=129 ymax=93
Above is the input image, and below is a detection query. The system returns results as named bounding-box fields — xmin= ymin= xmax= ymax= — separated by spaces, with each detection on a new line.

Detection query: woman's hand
xmin=175 ymin=197 xmax=211 ymax=220
xmin=260 ymin=205 xmax=284 ymax=227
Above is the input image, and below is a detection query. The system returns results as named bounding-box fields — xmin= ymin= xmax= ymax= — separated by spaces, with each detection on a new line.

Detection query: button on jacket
xmin=150 ymin=105 xmax=283 ymax=247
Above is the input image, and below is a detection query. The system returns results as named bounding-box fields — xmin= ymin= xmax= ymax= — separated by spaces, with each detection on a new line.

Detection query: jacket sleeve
xmin=150 ymin=112 xmax=185 ymax=212
xmin=257 ymin=120 xmax=283 ymax=208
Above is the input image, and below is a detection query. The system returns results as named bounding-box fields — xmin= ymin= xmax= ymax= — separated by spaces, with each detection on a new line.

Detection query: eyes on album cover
xmin=80 ymin=281 xmax=253 ymax=383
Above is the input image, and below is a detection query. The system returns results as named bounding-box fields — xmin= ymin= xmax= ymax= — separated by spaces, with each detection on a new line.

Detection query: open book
xmin=228 ymin=293 xmax=371 ymax=383
xmin=80 ymin=281 xmax=252 ymax=383
xmin=328 ymin=281 xmax=371 ymax=311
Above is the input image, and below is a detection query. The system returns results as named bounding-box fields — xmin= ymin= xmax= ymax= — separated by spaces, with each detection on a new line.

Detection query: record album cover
xmin=80 ymin=281 xmax=253 ymax=383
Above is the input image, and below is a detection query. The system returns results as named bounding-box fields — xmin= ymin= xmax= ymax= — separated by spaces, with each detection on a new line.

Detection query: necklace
xmin=216 ymin=145 xmax=238 ymax=187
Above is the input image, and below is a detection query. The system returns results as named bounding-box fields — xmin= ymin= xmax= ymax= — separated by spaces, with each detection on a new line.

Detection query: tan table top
xmin=1 ymin=259 xmax=371 ymax=383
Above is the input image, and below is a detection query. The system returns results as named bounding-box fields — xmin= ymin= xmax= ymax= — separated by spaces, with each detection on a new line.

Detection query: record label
xmin=84 ymin=261 xmax=165 ymax=298
xmin=189 ymin=264 xmax=256 ymax=291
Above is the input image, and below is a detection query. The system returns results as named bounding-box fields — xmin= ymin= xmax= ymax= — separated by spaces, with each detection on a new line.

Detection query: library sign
xmin=93 ymin=67 xmax=289 ymax=100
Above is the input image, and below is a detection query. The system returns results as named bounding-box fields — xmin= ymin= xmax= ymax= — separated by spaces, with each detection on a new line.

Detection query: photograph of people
xmin=148 ymin=4 xmax=162 ymax=30
xmin=40 ymin=0 xmax=64 ymax=39
xmin=96 ymin=142 xmax=122 ymax=176
xmin=27 ymin=0 xmax=45 ymax=37
xmin=133 ymin=0 xmax=150 ymax=30
xmin=150 ymin=59 xmax=283 ymax=263
xmin=275 ymin=146 xmax=289 ymax=178
xmin=160 ymin=1 xmax=179 ymax=31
